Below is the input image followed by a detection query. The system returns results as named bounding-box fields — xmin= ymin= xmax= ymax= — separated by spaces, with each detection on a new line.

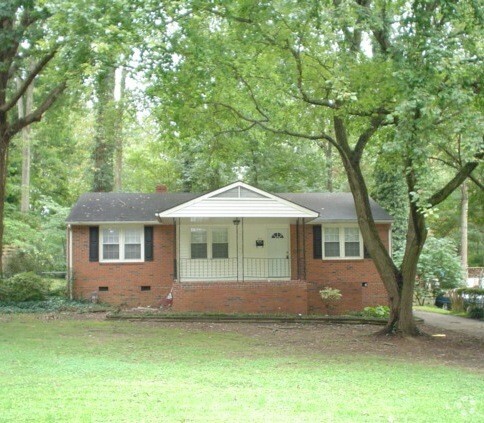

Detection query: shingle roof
xmin=66 ymin=192 xmax=199 ymax=223
xmin=279 ymin=193 xmax=393 ymax=222
xmin=66 ymin=191 xmax=393 ymax=223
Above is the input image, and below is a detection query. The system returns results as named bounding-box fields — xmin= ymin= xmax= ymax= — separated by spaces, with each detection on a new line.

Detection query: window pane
xmin=324 ymin=242 xmax=340 ymax=257
xmin=103 ymin=244 xmax=119 ymax=260
xmin=103 ymin=228 xmax=119 ymax=244
xmin=125 ymin=244 xmax=141 ymax=259
xmin=324 ymin=227 xmax=339 ymax=242
xmin=345 ymin=242 xmax=360 ymax=257
xmin=191 ymin=243 xmax=207 ymax=259
xmin=212 ymin=243 xmax=228 ymax=259
xmin=212 ymin=228 xmax=228 ymax=243
xmin=345 ymin=227 xmax=359 ymax=242
xmin=125 ymin=229 xmax=141 ymax=244
xmin=191 ymin=228 xmax=207 ymax=243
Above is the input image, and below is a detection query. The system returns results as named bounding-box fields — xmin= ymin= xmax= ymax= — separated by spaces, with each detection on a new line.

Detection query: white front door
xmin=267 ymin=228 xmax=289 ymax=278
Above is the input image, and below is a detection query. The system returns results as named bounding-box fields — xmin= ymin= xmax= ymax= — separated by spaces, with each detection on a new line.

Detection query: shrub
xmin=363 ymin=305 xmax=390 ymax=318
xmin=3 ymin=249 xmax=55 ymax=278
xmin=467 ymin=306 xmax=484 ymax=320
xmin=0 ymin=272 xmax=50 ymax=302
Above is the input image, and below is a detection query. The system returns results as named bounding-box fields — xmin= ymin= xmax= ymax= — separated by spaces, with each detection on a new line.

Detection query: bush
xmin=467 ymin=306 xmax=484 ymax=320
xmin=363 ymin=305 xmax=390 ymax=318
xmin=3 ymin=249 xmax=56 ymax=278
xmin=0 ymin=272 xmax=50 ymax=302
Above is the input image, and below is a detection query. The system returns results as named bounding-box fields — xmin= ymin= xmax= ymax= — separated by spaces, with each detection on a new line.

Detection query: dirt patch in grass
xmin=129 ymin=319 xmax=483 ymax=372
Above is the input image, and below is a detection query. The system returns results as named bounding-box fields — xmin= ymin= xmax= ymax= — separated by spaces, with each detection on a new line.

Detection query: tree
xmin=147 ymin=0 xmax=482 ymax=335
xmin=0 ymin=1 xmax=66 ymax=272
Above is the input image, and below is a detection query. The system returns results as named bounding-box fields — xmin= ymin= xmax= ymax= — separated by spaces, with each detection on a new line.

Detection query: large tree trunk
xmin=333 ymin=116 xmax=421 ymax=335
xmin=460 ymin=181 xmax=468 ymax=283
xmin=0 ymin=139 xmax=8 ymax=274
xmin=92 ymin=66 xmax=116 ymax=192
xmin=16 ymin=75 xmax=34 ymax=213
xmin=324 ymin=142 xmax=333 ymax=192
xmin=113 ymin=66 xmax=126 ymax=192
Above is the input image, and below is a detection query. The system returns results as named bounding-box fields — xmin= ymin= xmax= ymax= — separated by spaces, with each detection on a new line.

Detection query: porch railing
xmin=176 ymin=257 xmax=297 ymax=280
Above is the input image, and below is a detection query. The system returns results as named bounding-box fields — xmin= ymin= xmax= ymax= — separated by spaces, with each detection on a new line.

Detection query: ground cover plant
xmin=0 ymin=315 xmax=482 ymax=422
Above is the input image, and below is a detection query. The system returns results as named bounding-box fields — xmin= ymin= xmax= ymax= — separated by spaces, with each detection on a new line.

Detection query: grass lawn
xmin=0 ymin=315 xmax=482 ymax=422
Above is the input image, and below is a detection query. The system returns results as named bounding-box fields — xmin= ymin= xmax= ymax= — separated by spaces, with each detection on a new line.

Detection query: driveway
xmin=414 ymin=310 xmax=484 ymax=340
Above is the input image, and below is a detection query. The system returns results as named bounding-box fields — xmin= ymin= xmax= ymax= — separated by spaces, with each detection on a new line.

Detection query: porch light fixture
xmin=233 ymin=218 xmax=241 ymax=226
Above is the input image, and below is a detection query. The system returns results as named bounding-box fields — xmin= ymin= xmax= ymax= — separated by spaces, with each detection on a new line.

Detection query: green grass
xmin=414 ymin=305 xmax=468 ymax=317
xmin=0 ymin=315 xmax=482 ymax=422
xmin=414 ymin=305 xmax=452 ymax=315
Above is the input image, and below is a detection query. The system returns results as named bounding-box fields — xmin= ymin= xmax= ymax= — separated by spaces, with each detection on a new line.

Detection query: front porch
xmin=173 ymin=218 xmax=308 ymax=282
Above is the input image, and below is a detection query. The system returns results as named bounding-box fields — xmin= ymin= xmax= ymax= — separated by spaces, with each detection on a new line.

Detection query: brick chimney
xmin=156 ymin=184 xmax=168 ymax=194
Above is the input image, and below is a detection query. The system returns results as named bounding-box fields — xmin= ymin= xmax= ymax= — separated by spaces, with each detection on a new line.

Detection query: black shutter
xmin=363 ymin=244 xmax=371 ymax=259
xmin=313 ymin=225 xmax=322 ymax=259
xmin=89 ymin=227 xmax=99 ymax=262
xmin=144 ymin=226 xmax=154 ymax=261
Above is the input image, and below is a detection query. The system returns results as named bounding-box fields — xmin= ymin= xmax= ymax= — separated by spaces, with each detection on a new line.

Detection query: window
xmin=191 ymin=228 xmax=207 ymax=259
xmin=323 ymin=225 xmax=362 ymax=259
xmin=212 ymin=228 xmax=228 ymax=258
xmin=324 ymin=227 xmax=340 ymax=258
xmin=344 ymin=227 xmax=360 ymax=257
xmin=100 ymin=226 xmax=144 ymax=262
xmin=190 ymin=227 xmax=229 ymax=259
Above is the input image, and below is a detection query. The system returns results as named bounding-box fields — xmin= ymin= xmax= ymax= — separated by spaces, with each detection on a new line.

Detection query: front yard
xmin=0 ymin=314 xmax=482 ymax=422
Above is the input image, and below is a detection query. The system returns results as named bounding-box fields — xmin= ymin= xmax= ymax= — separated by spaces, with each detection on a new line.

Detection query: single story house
xmin=66 ymin=181 xmax=392 ymax=314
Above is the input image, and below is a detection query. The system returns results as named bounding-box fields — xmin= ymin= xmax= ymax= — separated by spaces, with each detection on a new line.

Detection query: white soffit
xmin=156 ymin=181 xmax=319 ymax=218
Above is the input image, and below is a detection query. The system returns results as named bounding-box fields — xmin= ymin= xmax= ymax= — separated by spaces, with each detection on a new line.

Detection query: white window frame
xmin=190 ymin=226 xmax=229 ymax=260
xmin=322 ymin=224 xmax=363 ymax=260
xmin=100 ymin=225 xmax=145 ymax=263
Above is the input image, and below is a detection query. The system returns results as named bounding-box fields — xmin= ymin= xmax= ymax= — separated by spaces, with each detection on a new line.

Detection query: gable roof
xmin=155 ymin=182 xmax=319 ymax=219
xmin=66 ymin=184 xmax=393 ymax=224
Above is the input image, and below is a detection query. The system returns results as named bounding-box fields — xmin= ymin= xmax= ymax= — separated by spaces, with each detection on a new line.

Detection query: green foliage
xmin=363 ymin=306 xmax=390 ymax=319
xmin=0 ymin=272 xmax=50 ymax=302
xmin=3 ymin=197 xmax=69 ymax=274
xmin=417 ymin=237 xmax=463 ymax=289
xmin=395 ymin=236 xmax=463 ymax=296
xmin=0 ymin=297 xmax=109 ymax=313
xmin=467 ymin=306 xmax=483 ymax=320
xmin=319 ymin=287 xmax=342 ymax=302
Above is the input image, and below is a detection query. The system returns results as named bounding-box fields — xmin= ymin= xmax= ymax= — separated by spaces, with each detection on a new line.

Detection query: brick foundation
xmin=172 ymin=280 xmax=307 ymax=314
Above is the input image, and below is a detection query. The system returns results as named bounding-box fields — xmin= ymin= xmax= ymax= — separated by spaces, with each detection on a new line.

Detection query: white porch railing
xmin=176 ymin=258 xmax=291 ymax=280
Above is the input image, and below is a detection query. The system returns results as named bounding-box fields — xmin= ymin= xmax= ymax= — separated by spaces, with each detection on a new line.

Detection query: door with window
xmin=267 ymin=228 xmax=289 ymax=278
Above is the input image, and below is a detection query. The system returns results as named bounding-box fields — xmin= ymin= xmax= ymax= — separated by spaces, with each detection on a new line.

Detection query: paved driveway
xmin=414 ymin=310 xmax=484 ymax=340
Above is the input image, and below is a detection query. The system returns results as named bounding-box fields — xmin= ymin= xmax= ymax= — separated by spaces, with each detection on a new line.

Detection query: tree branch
xmin=428 ymin=156 xmax=483 ymax=207
xmin=353 ymin=115 xmax=385 ymax=163
xmin=212 ymin=101 xmax=337 ymax=145
xmin=6 ymin=81 xmax=66 ymax=139
xmin=1 ymin=50 xmax=57 ymax=113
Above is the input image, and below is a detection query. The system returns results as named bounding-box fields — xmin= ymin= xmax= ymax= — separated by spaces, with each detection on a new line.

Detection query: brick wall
xmin=303 ymin=223 xmax=390 ymax=314
xmin=71 ymin=225 xmax=175 ymax=307
xmin=71 ymin=222 xmax=390 ymax=314
xmin=172 ymin=280 xmax=307 ymax=314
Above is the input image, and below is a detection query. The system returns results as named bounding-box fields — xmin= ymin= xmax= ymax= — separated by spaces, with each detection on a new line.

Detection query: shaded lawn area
xmin=0 ymin=315 xmax=482 ymax=422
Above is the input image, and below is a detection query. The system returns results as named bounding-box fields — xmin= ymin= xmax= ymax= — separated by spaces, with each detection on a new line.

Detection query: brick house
xmin=66 ymin=181 xmax=392 ymax=314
